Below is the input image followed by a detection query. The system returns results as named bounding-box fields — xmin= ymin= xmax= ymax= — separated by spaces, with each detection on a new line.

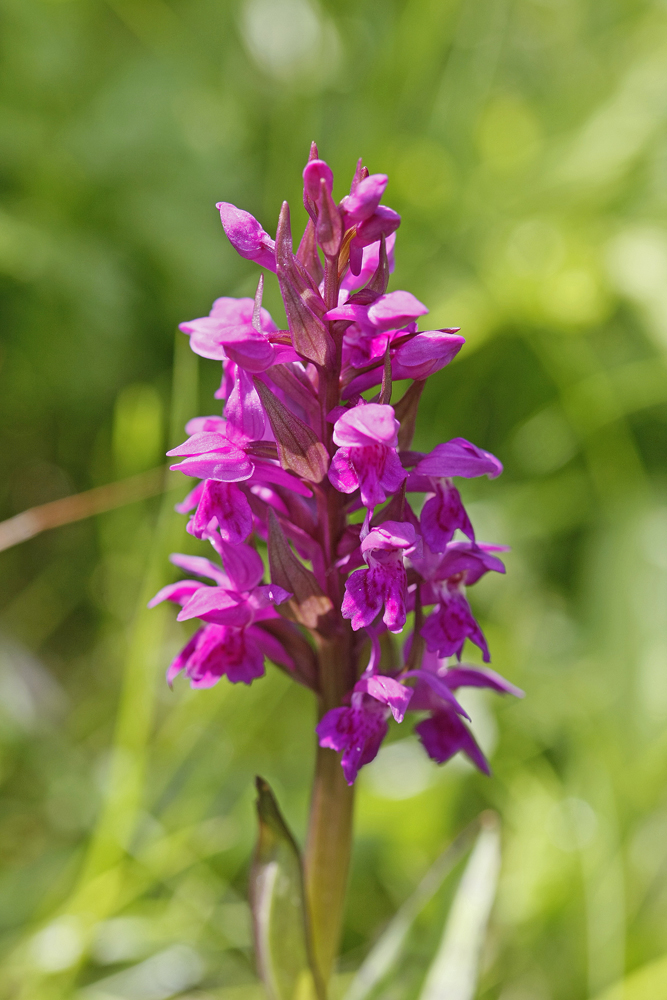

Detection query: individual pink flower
xmin=168 ymin=415 xmax=312 ymax=495
xmin=328 ymin=403 xmax=406 ymax=509
xmin=149 ymin=543 xmax=291 ymax=688
xmin=316 ymin=674 xmax=412 ymax=785
xmin=413 ymin=542 xmax=506 ymax=662
xmin=179 ymin=296 xmax=279 ymax=368
xmin=341 ymin=521 xmax=416 ymax=632
xmin=342 ymin=329 xmax=466 ymax=396
xmin=406 ymin=439 xmax=503 ymax=553
xmin=408 ymin=650 xmax=523 ymax=772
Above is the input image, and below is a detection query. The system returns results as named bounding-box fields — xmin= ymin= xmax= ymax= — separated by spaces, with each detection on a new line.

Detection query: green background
xmin=1 ymin=0 xmax=667 ymax=997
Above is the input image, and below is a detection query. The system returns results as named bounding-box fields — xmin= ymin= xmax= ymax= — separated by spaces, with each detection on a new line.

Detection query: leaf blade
xmin=250 ymin=777 xmax=324 ymax=1000
xmin=418 ymin=812 xmax=501 ymax=1000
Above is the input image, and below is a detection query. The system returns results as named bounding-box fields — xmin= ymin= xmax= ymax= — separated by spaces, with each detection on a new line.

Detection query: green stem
xmin=305 ymin=740 xmax=355 ymax=983
xmin=305 ymin=635 xmax=356 ymax=984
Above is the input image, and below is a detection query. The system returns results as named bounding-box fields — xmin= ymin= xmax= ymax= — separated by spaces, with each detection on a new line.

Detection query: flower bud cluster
xmin=152 ymin=144 xmax=522 ymax=785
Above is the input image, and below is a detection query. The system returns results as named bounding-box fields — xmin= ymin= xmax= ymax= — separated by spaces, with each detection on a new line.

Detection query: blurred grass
xmin=1 ymin=0 xmax=667 ymax=997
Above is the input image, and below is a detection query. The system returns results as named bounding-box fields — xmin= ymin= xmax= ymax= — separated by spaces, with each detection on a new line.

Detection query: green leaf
xmin=418 ymin=811 xmax=501 ymax=1000
xmin=343 ymin=820 xmax=479 ymax=1000
xmin=250 ymin=777 xmax=324 ymax=1000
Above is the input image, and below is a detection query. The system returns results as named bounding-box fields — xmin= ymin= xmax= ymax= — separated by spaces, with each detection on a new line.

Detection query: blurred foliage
xmin=1 ymin=0 xmax=667 ymax=997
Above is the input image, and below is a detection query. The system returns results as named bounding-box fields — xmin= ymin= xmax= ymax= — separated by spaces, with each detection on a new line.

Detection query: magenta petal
xmin=434 ymin=542 xmax=506 ymax=585
xmin=216 ymin=539 xmax=265 ymax=593
xmin=402 ymin=669 xmax=470 ymax=719
xmin=324 ymin=303 xmax=371 ymax=325
xmin=181 ymin=623 xmax=266 ymax=687
xmin=224 ymin=369 xmax=266 ymax=442
xmin=179 ymin=317 xmax=229 ymax=360
xmin=357 ymin=674 xmax=412 ymax=722
xmin=166 ymin=629 xmax=202 ymax=686
xmin=303 ymin=159 xmax=334 ymax=201
xmin=224 ymin=335 xmax=276 ymax=373
xmin=316 ymin=702 xmax=388 ymax=785
xmin=415 ymin=438 xmax=503 ymax=479
xmin=343 ymin=555 xmax=408 ymax=633
xmin=416 ymin=709 xmax=490 ymax=773
xmin=184 ymin=415 xmax=227 ymax=435
xmin=148 ymin=580 xmax=202 ymax=608
xmin=248 ymin=583 xmax=292 ymax=610
xmin=331 ymin=443 xmax=404 ymax=509
xmin=353 ymin=206 xmax=401 ymax=249
xmin=167 ymin=431 xmax=231 ymax=457
xmin=333 ymin=403 xmax=399 ymax=448
xmin=356 ymin=445 xmax=406 ymax=509
xmin=328 ymin=448 xmax=359 ymax=495
xmin=421 ymin=593 xmax=490 ymax=662
xmin=216 ymin=202 xmax=277 ymax=272
xmin=443 ymin=666 xmax=525 ymax=698
xmin=177 ymin=586 xmax=248 ymax=626
xmin=341 ymin=567 xmax=384 ymax=631
xmin=392 ymin=331 xmax=465 ymax=379
xmin=221 ymin=629 xmax=266 ymax=684
xmin=210 ymin=295 xmax=277 ymax=332
xmin=366 ymin=290 xmax=428 ymax=330
xmin=169 ymin=552 xmax=230 ymax=585
xmin=190 ymin=480 xmax=253 ymax=544
xmin=361 ymin=521 xmax=416 ymax=554
xmin=170 ymin=452 xmax=254 ymax=482
xmin=250 ymin=463 xmax=314 ymax=498
xmin=340 ymin=233 xmax=396 ymax=293
xmin=348 ymin=242 xmax=364 ymax=276
xmin=421 ymin=483 xmax=474 ymax=552
xmin=341 ymin=173 xmax=388 ymax=223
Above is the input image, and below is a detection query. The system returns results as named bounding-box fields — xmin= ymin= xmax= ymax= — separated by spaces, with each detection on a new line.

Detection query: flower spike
xmin=155 ymin=146 xmax=516 ymax=795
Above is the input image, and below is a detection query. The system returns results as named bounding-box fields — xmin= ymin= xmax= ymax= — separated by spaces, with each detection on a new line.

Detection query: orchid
xmin=152 ymin=145 xmax=520 ymax=985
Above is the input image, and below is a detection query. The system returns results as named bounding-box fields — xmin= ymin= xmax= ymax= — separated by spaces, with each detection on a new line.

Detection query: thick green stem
xmin=305 ymin=634 xmax=356 ymax=984
xmin=305 ymin=739 xmax=355 ymax=983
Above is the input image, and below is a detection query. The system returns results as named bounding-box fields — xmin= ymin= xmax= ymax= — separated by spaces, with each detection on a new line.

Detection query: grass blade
xmin=343 ymin=819 xmax=480 ymax=1000
xmin=418 ymin=811 xmax=501 ymax=1000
